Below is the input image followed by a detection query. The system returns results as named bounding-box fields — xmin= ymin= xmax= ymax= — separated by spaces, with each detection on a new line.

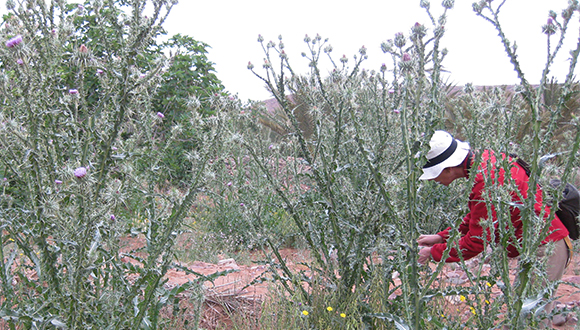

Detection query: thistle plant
xmin=209 ymin=1 xmax=580 ymax=329
xmin=0 ymin=0 xmax=222 ymax=328
xmin=232 ymin=1 xmax=461 ymax=328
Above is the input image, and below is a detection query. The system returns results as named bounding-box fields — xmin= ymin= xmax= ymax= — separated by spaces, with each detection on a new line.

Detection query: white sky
xmin=162 ymin=0 xmax=580 ymax=101
xmin=3 ymin=1 xmax=577 ymax=101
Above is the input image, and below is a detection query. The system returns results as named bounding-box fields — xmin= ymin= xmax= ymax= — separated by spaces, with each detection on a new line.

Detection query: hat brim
xmin=419 ymin=140 xmax=470 ymax=180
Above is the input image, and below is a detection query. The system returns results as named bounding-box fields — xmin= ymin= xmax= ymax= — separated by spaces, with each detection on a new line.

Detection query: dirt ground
xmin=122 ymin=236 xmax=580 ymax=329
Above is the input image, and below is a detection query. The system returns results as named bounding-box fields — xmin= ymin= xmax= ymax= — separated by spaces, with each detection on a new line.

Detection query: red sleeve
xmin=437 ymin=213 xmax=470 ymax=240
xmin=431 ymin=179 xmax=490 ymax=262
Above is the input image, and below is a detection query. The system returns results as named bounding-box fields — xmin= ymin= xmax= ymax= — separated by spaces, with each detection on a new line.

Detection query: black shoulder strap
xmin=509 ymin=153 xmax=531 ymax=177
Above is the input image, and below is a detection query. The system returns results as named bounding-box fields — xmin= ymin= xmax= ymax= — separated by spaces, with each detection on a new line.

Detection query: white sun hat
xmin=419 ymin=130 xmax=471 ymax=180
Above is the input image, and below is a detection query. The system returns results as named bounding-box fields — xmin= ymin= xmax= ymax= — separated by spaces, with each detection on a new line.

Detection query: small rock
xmin=445 ymin=270 xmax=467 ymax=285
xmin=552 ymin=314 xmax=567 ymax=326
xmin=567 ymin=314 xmax=578 ymax=325
xmin=445 ymin=295 xmax=462 ymax=305
xmin=217 ymin=258 xmax=239 ymax=270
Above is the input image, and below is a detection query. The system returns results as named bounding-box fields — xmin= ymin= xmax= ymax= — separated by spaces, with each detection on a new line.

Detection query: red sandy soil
xmin=157 ymin=239 xmax=580 ymax=330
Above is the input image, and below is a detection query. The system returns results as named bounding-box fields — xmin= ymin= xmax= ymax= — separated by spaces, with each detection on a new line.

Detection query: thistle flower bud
xmin=304 ymin=34 xmax=311 ymax=43
xmin=434 ymin=25 xmax=445 ymax=38
xmin=359 ymin=45 xmax=367 ymax=56
xmin=257 ymin=34 xmax=264 ymax=42
xmin=381 ymin=40 xmax=393 ymax=53
xmin=6 ymin=0 xmax=15 ymax=10
xmin=340 ymin=54 xmax=348 ymax=64
xmin=562 ymin=8 xmax=573 ymax=20
xmin=549 ymin=10 xmax=557 ymax=19
xmin=79 ymin=44 xmax=88 ymax=54
xmin=543 ymin=18 xmax=557 ymax=35
xmin=263 ymin=59 xmax=271 ymax=69
xmin=420 ymin=0 xmax=430 ymax=9
xmin=280 ymin=50 xmax=288 ymax=59
xmin=442 ymin=0 xmax=454 ymax=9
xmin=380 ymin=63 xmax=387 ymax=72
xmin=69 ymin=89 xmax=79 ymax=95
xmin=267 ymin=40 xmax=275 ymax=48
xmin=5 ymin=35 xmax=22 ymax=48
xmin=74 ymin=167 xmax=87 ymax=178
xmin=394 ymin=32 xmax=406 ymax=48
xmin=157 ymin=112 xmax=165 ymax=118
xmin=247 ymin=61 xmax=254 ymax=70
xmin=324 ymin=45 xmax=333 ymax=53
xmin=399 ymin=53 xmax=414 ymax=73
xmin=412 ymin=22 xmax=427 ymax=39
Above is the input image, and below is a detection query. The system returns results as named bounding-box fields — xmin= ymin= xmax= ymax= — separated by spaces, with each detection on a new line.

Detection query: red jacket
xmin=430 ymin=150 xmax=569 ymax=262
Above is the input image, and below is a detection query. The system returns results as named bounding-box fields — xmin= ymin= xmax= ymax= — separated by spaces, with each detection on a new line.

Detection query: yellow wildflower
xmin=486 ymin=282 xmax=492 ymax=287
xmin=340 ymin=313 xmax=346 ymax=318
xmin=302 ymin=310 xmax=309 ymax=316
xmin=459 ymin=295 xmax=466 ymax=302
xmin=485 ymin=299 xmax=490 ymax=304
xmin=469 ymin=306 xmax=476 ymax=315
xmin=327 ymin=307 xmax=333 ymax=312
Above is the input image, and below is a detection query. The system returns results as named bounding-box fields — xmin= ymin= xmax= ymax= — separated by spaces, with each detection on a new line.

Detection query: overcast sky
xmin=161 ymin=0 xmax=579 ymax=101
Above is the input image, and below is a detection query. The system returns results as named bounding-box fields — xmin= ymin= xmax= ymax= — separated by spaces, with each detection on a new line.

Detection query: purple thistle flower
xmin=69 ymin=89 xmax=79 ymax=95
xmin=388 ymin=89 xmax=395 ymax=94
xmin=393 ymin=109 xmax=401 ymax=114
xmin=55 ymin=179 xmax=63 ymax=184
xmin=16 ymin=59 xmax=23 ymax=65
xmin=268 ymin=144 xmax=274 ymax=150
xmin=402 ymin=53 xmax=412 ymax=62
xmin=74 ymin=167 xmax=87 ymax=178
xmin=110 ymin=214 xmax=116 ymax=221
xmin=240 ymin=203 xmax=245 ymax=207
xmin=156 ymin=112 xmax=165 ymax=118
xmin=5 ymin=35 xmax=22 ymax=48
xmin=96 ymin=69 xmax=104 ymax=75
xmin=226 ymin=181 xmax=232 ymax=187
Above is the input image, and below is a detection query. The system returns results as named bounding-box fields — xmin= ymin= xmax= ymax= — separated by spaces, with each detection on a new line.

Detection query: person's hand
xmin=417 ymin=234 xmax=443 ymax=247
xmin=418 ymin=247 xmax=432 ymax=265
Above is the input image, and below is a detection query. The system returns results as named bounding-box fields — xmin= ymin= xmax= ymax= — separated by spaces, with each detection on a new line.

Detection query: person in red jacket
xmin=416 ymin=131 xmax=570 ymax=318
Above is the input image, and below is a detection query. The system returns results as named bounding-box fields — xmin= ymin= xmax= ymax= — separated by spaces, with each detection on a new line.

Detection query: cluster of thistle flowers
xmin=4 ymin=34 xmax=24 ymax=65
xmin=381 ymin=29 xmax=417 ymax=74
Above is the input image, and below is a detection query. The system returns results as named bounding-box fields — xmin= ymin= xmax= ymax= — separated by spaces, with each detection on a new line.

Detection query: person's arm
xmin=436 ymin=212 xmax=471 ymax=241
xmin=430 ymin=180 xmax=490 ymax=262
